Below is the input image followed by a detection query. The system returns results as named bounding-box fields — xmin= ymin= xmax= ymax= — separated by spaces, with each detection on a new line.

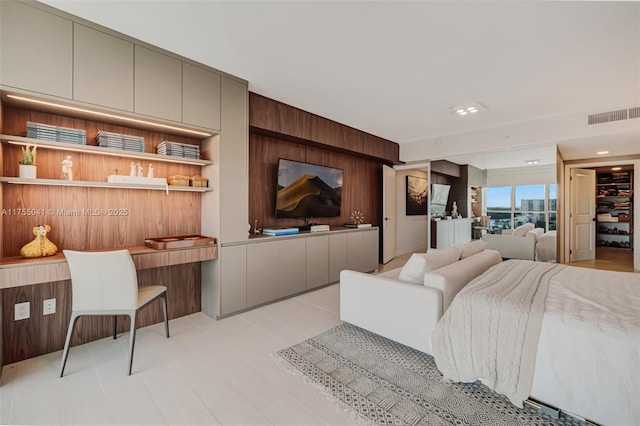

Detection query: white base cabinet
xmin=431 ymin=218 xmax=472 ymax=249
xmin=217 ymin=227 xmax=378 ymax=317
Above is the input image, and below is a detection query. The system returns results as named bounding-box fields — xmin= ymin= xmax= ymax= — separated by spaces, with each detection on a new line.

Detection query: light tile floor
xmin=0 ymin=284 xmax=361 ymax=426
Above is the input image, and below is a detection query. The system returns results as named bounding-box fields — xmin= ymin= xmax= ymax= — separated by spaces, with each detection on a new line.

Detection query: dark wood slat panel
xmin=2 ymin=263 xmax=200 ymax=365
xmin=249 ymin=133 xmax=382 ymax=231
xmin=249 ymin=93 xmax=399 ymax=164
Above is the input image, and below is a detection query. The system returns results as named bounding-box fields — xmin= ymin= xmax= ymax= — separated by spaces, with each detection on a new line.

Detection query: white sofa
xmin=482 ymin=224 xmax=544 ymax=260
xmin=340 ymin=243 xmax=502 ymax=354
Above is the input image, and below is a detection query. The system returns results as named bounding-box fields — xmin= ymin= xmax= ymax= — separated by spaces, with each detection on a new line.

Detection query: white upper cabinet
xmin=183 ymin=63 xmax=221 ymax=131
xmin=134 ymin=46 xmax=182 ymax=122
xmin=0 ymin=1 xmax=72 ymax=98
xmin=73 ymin=23 xmax=133 ymax=111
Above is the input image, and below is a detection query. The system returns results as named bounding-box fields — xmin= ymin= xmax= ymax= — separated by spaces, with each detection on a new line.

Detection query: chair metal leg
xmin=60 ymin=313 xmax=81 ymax=377
xmin=161 ymin=293 xmax=170 ymax=338
xmin=113 ymin=315 xmax=117 ymax=339
xmin=127 ymin=312 xmax=137 ymax=375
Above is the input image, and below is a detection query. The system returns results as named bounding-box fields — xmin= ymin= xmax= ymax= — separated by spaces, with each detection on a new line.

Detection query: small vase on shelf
xmin=19 ymin=164 xmax=37 ymax=179
xmin=19 ymin=144 xmax=37 ymax=178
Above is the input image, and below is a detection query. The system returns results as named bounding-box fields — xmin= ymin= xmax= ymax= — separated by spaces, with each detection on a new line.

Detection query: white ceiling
xmin=40 ymin=0 xmax=640 ymax=168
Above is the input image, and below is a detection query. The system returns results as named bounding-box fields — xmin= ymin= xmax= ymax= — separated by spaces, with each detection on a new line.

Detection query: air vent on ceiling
xmin=588 ymin=106 xmax=640 ymax=125
xmin=588 ymin=109 xmax=628 ymax=125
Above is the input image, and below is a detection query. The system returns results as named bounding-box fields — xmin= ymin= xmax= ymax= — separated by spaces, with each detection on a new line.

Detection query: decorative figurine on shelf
xmin=61 ymin=155 xmax=73 ymax=180
xmin=350 ymin=210 xmax=365 ymax=224
xmin=452 ymin=201 xmax=458 ymax=218
xmin=130 ymin=161 xmax=136 ymax=176
xmin=20 ymin=224 xmax=58 ymax=258
xmin=147 ymin=164 xmax=154 ymax=178
xmin=136 ymin=163 xmax=144 ymax=177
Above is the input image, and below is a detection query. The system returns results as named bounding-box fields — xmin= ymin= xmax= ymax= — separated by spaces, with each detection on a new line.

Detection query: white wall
xmin=395 ymin=169 xmax=428 ymax=255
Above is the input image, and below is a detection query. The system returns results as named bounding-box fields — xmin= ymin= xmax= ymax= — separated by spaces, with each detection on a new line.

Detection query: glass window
xmin=515 ymin=185 xmax=545 ymax=211
xmin=548 ymin=212 xmax=557 ymax=231
xmin=486 ymin=186 xmax=511 ymax=210
xmin=548 ymin=184 xmax=557 ymax=211
xmin=488 ymin=212 xmax=512 ymax=234
xmin=485 ymin=183 xmax=556 ymax=232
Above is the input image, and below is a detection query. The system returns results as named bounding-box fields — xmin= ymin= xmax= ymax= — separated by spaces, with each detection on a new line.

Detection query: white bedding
xmin=432 ymin=261 xmax=565 ymax=407
xmin=532 ymin=266 xmax=640 ymax=425
xmin=432 ymin=260 xmax=640 ymax=425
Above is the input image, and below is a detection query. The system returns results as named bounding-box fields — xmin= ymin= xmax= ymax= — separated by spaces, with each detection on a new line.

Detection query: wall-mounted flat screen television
xmin=275 ymin=158 xmax=343 ymax=218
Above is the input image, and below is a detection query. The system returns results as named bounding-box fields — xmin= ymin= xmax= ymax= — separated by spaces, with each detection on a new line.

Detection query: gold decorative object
xmin=20 ymin=224 xmax=58 ymax=258
xmin=350 ymin=210 xmax=365 ymax=224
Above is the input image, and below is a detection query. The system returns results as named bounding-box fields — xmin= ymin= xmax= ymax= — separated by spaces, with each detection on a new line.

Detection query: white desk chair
xmin=60 ymin=249 xmax=169 ymax=376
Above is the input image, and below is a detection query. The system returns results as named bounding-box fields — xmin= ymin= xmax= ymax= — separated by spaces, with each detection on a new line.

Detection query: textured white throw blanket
xmin=432 ymin=260 xmax=566 ymax=407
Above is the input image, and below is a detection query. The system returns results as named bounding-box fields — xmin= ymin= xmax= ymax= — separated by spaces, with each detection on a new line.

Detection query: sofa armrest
xmin=340 ymin=269 xmax=442 ymax=354
xmin=482 ymin=233 xmax=536 ymax=260
xmin=526 ymin=227 xmax=545 ymax=241
xmin=423 ymin=249 xmax=502 ymax=313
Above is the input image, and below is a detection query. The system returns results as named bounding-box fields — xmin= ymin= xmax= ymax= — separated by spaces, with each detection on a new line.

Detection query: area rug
xmin=275 ymin=323 xmax=585 ymax=426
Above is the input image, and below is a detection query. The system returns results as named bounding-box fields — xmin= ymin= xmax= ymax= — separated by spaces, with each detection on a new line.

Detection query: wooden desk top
xmin=0 ymin=244 xmax=218 ymax=289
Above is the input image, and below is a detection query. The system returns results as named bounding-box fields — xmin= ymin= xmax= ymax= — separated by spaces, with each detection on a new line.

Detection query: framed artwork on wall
xmin=406 ymin=175 xmax=428 ymax=215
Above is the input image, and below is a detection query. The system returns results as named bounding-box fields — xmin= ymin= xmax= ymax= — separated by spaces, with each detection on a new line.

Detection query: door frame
xmin=563 ymin=159 xmax=639 ymax=270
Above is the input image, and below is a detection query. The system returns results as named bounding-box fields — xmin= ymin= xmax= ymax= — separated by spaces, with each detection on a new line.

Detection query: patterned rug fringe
xmin=271 ymin=352 xmax=371 ymax=425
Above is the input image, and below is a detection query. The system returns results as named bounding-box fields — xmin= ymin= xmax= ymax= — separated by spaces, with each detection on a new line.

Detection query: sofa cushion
xmin=512 ymin=223 xmax=534 ymax=237
xmin=398 ymin=247 xmax=461 ymax=284
xmin=454 ymin=239 xmax=489 ymax=259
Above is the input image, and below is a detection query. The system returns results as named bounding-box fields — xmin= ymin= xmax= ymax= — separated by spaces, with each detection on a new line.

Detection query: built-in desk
xmin=0 ymin=244 xmax=218 ymax=368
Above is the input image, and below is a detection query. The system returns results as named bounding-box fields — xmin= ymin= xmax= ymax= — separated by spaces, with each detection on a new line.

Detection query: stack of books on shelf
xmin=97 ymin=131 xmax=145 ymax=152
xmin=157 ymin=141 xmax=200 ymax=160
xmin=26 ymin=121 xmax=86 ymax=144
xmin=344 ymin=223 xmax=372 ymax=228
xmin=262 ymin=228 xmax=300 ymax=236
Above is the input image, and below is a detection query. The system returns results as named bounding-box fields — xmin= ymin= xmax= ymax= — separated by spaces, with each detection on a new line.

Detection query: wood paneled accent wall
xmin=249 ymin=93 xmax=400 ymax=165
xmin=250 ymin=133 xmax=382 ymax=230
xmin=1 ymin=106 xmax=205 ymax=364
xmin=2 ymin=106 xmax=202 ymax=258
xmin=248 ymin=94 xmax=400 ymax=231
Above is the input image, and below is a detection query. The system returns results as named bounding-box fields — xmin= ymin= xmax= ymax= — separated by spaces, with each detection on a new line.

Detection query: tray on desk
xmin=144 ymin=235 xmax=216 ymax=250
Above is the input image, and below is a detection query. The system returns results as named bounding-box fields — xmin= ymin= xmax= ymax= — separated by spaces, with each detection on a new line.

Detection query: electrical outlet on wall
xmin=15 ymin=302 xmax=30 ymax=321
xmin=43 ymin=298 xmax=56 ymax=315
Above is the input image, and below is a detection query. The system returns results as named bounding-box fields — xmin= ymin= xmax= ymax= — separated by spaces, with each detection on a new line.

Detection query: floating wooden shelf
xmin=0 ymin=176 xmax=212 ymax=192
xmin=0 ymin=134 xmax=213 ymax=166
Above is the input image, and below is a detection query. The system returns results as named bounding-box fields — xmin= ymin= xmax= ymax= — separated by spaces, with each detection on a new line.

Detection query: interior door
xmin=570 ymin=168 xmax=596 ymax=262
xmin=382 ymin=165 xmax=396 ymax=263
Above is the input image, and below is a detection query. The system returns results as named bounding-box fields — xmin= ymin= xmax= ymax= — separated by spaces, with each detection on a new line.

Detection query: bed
xmin=432 ymin=260 xmax=640 ymax=426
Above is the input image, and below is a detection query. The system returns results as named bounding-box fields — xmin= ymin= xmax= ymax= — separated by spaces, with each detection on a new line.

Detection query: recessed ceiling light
xmin=597 ymin=151 xmax=609 ymax=155
xmin=611 ymin=167 xmax=622 ymax=171
xmin=450 ymin=101 xmax=486 ymax=116
xmin=526 ymin=160 xmax=540 ymax=165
